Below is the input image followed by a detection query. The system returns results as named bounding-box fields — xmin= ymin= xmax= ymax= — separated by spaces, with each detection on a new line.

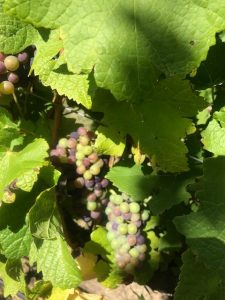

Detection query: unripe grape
xmin=84 ymin=170 xmax=93 ymax=180
xmin=111 ymin=239 xmax=120 ymax=249
xmin=87 ymin=201 xmax=97 ymax=211
xmin=83 ymin=145 xmax=93 ymax=155
xmin=95 ymin=159 xmax=104 ymax=168
xmin=128 ymin=223 xmax=138 ymax=235
xmin=7 ymin=72 xmax=19 ymax=84
xmin=0 ymin=81 xmax=14 ymax=95
xmin=138 ymin=244 xmax=147 ymax=253
xmin=129 ymin=247 xmax=139 ymax=258
xmin=58 ymin=138 xmax=68 ymax=148
xmin=141 ymin=210 xmax=150 ymax=221
xmin=90 ymin=165 xmax=101 ymax=175
xmin=118 ymin=223 xmax=128 ymax=235
xmin=76 ymin=151 xmax=85 ymax=160
xmin=120 ymin=202 xmax=130 ymax=213
xmin=4 ymin=55 xmax=20 ymax=71
xmin=17 ymin=52 xmax=29 ymax=64
xmin=79 ymin=135 xmax=90 ymax=145
xmin=129 ymin=202 xmax=140 ymax=213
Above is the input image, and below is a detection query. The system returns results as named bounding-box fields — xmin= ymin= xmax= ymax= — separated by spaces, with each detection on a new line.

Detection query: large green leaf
xmin=0 ymin=138 xmax=49 ymax=200
xmin=175 ymin=251 xmax=225 ymax=300
xmin=4 ymin=0 xmax=225 ymax=102
xmin=175 ymin=157 xmax=225 ymax=272
xmin=30 ymin=236 xmax=81 ymax=289
xmin=92 ymin=78 xmax=205 ymax=172
xmin=0 ymin=224 xmax=32 ymax=259
xmin=29 ymin=187 xmax=62 ymax=240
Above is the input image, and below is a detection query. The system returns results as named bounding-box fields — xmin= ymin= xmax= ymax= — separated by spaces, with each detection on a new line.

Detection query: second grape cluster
xmin=0 ymin=51 xmax=30 ymax=96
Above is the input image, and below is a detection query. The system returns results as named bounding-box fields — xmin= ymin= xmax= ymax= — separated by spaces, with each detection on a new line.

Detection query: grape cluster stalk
xmin=50 ymin=127 xmax=110 ymax=220
xmin=106 ymin=192 xmax=150 ymax=272
xmin=0 ymin=51 xmax=30 ymax=96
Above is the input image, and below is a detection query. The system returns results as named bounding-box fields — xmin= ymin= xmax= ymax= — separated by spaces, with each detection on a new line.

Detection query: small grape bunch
xmin=50 ymin=127 xmax=110 ymax=220
xmin=0 ymin=51 xmax=30 ymax=96
xmin=105 ymin=192 xmax=150 ymax=272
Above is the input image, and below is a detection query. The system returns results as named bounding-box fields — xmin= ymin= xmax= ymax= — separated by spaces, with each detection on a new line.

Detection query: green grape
xmin=120 ymin=202 xmax=130 ymax=213
xmin=83 ymin=145 xmax=93 ymax=155
xmin=90 ymin=165 xmax=101 ymax=175
xmin=76 ymin=151 xmax=85 ymax=160
xmin=107 ymin=231 xmax=116 ymax=241
xmin=75 ymin=160 xmax=83 ymax=166
xmin=4 ymin=55 xmax=19 ymax=71
xmin=84 ymin=170 xmax=93 ymax=180
xmin=111 ymin=239 xmax=120 ymax=249
xmin=138 ymin=244 xmax=147 ymax=253
xmin=131 ymin=213 xmax=140 ymax=222
xmin=76 ymin=144 xmax=84 ymax=151
xmin=0 ymin=81 xmax=14 ymax=95
xmin=129 ymin=202 xmax=140 ymax=213
xmin=127 ymin=223 xmax=137 ymax=235
xmin=118 ymin=223 xmax=128 ymax=235
xmin=141 ymin=210 xmax=150 ymax=221
xmin=129 ymin=247 xmax=139 ymax=258
xmin=58 ymin=138 xmax=68 ymax=148
xmin=79 ymin=135 xmax=90 ymax=145
xmin=87 ymin=201 xmax=97 ymax=211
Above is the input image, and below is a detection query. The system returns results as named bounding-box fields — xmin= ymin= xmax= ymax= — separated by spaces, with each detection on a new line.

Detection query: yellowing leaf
xmin=76 ymin=252 xmax=97 ymax=280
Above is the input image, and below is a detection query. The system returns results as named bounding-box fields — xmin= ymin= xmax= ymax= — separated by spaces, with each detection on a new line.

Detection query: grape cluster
xmin=50 ymin=127 xmax=110 ymax=220
xmin=106 ymin=192 xmax=150 ymax=272
xmin=0 ymin=51 xmax=30 ymax=96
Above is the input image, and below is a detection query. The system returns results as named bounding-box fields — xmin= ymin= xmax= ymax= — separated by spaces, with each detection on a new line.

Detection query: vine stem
xmin=12 ymin=92 xmax=23 ymax=118
xmin=52 ymin=92 xmax=65 ymax=147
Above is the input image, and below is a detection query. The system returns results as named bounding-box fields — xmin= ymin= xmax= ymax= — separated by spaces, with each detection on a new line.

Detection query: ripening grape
xmin=77 ymin=127 xmax=87 ymax=136
xmin=0 ymin=81 xmax=14 ymax=95
xmin=17 ymin=52 xmax=29 ymax=64
xmin=90 ymin=210 xmax=101 ymax=219
xmin=67 ymin=138 xmax=77 ymax=148
xmin=0 ymin=52 xmax=5 ymax=61
xmin=7 ymin=72 xmax=19 ymax=84
xmin=87 ymin=193 xmax=97 ymax=202
xmin=76 ymin=165 xmax=86 ymax=175
xmin=74 ymin=177 xmax=85 ymax=188
xmin=4 ymin=55 xmax=19 ymax=71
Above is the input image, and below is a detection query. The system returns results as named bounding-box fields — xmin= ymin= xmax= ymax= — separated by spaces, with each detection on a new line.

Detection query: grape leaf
xmin=174 ymin=250 xmax=225 ymax=300
xmin=5 ymin=0 xmax=225 ymax=102
xmin=29 ymin=187 xmax=62 ymax=240
xmin=174 ymin=157 xmax=225 ymax=272
xmin=84 ymin=227 xmax=123 ymax=288
xmin=0 ymin=4 xmax=38 ymax=54
xmin=93 ymin=78 xmax=205 ymax=172
xmin=31 ymin=30 xmax=92 ymax=109
xmin=106 ymin=165 xmax=152 ymax=201
xmin=30 ymin=235 xmax=81 ymax=289
xmin=0 ymin=138 xmax=49 ymax=200
xmin=0 ymin=223 xmax=32 ymax=259
xmin=201 ymin=119 xmax=225 ymax=155
xmin=95 ymin=126 xmax=125 ymax=157
xmin=0 ymin=259 xmax=25 ymax=297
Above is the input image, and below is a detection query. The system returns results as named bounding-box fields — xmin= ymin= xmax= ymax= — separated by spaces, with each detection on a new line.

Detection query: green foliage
xmin=1 ymin=0 xmax=225 ymax=298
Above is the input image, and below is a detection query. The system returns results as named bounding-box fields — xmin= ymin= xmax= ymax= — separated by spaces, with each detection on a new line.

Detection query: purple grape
xmin=94 ymin=183 xmax=102 ymax=190
xmin=90 ymin=211 xmax=101 ymax=219
xmin=101 ymin=198 xmax=108 ymax=205
xmin=7 ymin=72 xmax=19 ymax=84
xmin=17 ymin=52 xmax=29 ymax=64
xmin=101 ymin=179 xmax=109 ymax=188
xmin=0 ymin=61 xmax=6 ymax=74
xmin=94 ymin=176 xmax=101 ymax=183
xmin=70 ymin=131 xmax=79 ymax=139
xmin=85 ymin=180 xmax=94 ymax=188
xmin=136 ymin=235 xmax=145 ymax=245
xmin=123 ymin=212 xmax=131 ymax=220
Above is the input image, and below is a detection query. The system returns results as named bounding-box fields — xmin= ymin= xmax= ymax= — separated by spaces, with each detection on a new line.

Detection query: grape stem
xmin=12 ymin=92 xmax=23 ymax=117
xmin=52 ymin=92 xmax=65 ymax=147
